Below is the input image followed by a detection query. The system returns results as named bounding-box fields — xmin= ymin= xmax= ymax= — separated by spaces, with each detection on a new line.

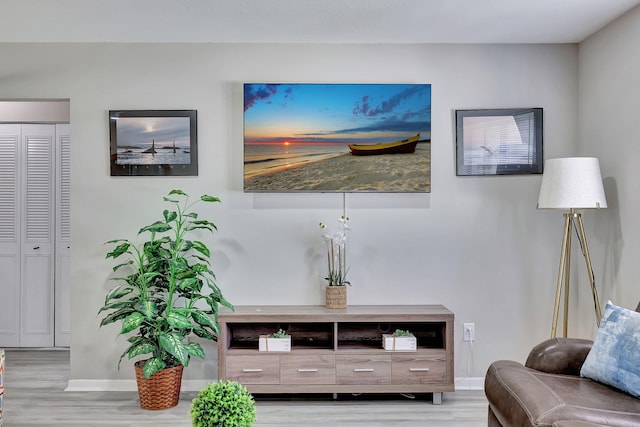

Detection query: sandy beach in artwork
xmin=245 ymin=143 xmax=431 ymax=192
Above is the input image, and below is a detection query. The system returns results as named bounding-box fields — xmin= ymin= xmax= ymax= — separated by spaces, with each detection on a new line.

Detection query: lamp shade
xmin=537 ymin=157 xmax=607 ymax=209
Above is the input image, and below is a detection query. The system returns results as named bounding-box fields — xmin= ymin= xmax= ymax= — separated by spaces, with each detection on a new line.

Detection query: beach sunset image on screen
xmin=243 ymin=83 xmax=431 ymax=192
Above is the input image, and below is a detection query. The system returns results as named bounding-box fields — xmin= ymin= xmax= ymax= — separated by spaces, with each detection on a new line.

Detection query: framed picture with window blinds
xmin=455 ymin=108 xmax=543 ymax=176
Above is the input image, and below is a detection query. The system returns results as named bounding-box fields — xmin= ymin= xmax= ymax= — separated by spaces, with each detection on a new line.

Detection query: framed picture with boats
xmin=243 ymin=83 xmax=432 ymax=192
xmin=455 ymin=108 xmax=543 ymax=176
xmin=109 ymin=109 xmax=198 ymax=176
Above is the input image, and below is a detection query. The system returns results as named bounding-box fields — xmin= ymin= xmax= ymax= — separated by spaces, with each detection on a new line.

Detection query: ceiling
xmin=1 ymin=0 xmax=639 ymax=44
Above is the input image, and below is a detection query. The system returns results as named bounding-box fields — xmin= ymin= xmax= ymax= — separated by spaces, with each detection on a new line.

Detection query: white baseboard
xmin=454 ymin=377 xmax=485 ymax=390
xmin=65 ymin=379 xmax=212 ymax=392
xmin=67 ymin=377 xmax=485 ymax=392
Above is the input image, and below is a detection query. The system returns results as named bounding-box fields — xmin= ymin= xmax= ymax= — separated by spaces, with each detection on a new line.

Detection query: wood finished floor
xmin=3 ymin=350 xmax=488 ymax=426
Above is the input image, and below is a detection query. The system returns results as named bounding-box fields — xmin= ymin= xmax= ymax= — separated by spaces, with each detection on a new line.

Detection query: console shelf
xmin=218 ymin=305 xmax=454 ymax=404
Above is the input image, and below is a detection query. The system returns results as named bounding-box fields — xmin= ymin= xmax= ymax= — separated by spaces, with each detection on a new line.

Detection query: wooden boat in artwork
xmin=348 ymin=133 xmax=420 ymax=156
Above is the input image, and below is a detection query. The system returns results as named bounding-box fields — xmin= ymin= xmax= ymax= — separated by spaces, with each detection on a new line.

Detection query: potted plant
xmin=190 ymin=380 xmax=256 ymax=427
xmin=98 ymin=189 xmax=233 ymax=410
xmin=259 ymin=328 xmax=291 ymax=352
xmin=319 ymin=216 xmax=350 ymax=308
xmin=383 ymin=328 xmax=417 ymax=352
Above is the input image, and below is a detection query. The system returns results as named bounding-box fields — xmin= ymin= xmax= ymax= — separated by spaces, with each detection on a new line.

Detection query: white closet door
xmin=55 ymin=124 xmax=70 ymax=347
xmin=20 ymin=124 xmax=55 ymax=347
xmin=0 ymin=124 xmax=22 ymax=347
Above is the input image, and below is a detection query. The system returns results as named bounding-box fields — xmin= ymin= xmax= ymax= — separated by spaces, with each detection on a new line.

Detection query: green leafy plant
xmin=319 ymin=215 xmax=351 ymax=286
xmin=268 ymin=328 xmax=288 ymax=338
xmin=190 ymin=380 xmax=256 ymax=427
xmin=394 ymin=329 xmax=412 ymax=337
xmin=98 ymin=189 xmax=233 ymax=378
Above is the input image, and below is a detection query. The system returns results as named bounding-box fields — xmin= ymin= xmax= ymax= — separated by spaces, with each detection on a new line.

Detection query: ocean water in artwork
xmin=116 ymin=141 xmax=191 ymax=165
xmin=244 ymin=143 xmax=347 ymax=178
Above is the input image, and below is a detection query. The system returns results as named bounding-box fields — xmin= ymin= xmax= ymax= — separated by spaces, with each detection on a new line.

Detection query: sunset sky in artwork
xmin=243 ymin=83 xmax=431 ymax=145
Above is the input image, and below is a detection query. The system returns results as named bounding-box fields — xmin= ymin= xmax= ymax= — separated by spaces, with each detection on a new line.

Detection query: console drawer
xmin=281 ymin=354 xmax=335 ymax=384
xmin=336 ymin=354 xmax=391 ymax=385
xmin=391 ymin=352 xmax=447 ymax=384
xmin=226 ymin=355 xmax=280 ymax=384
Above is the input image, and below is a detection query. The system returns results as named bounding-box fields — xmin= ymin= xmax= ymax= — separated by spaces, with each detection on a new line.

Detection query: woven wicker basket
xmin=325 ymin=285 xmax=347 ymax=309
xmin=134 ymin=361 xmax=183 ymax=410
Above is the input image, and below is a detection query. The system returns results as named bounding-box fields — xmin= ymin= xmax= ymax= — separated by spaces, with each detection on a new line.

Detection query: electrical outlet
xmin=464 ymin=323 xmax=476 ymax=342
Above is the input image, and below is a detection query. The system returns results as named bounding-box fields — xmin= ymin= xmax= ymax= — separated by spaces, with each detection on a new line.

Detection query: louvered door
xmin=0 ymin=123 xmax=66 ymax=348
xmin=20 ymin=124 xmax=55 ymax=347
xmin=55 ymin=124 xmax=70 ymax=347
xmin=0 ymin=124 xmax=22 ymax=346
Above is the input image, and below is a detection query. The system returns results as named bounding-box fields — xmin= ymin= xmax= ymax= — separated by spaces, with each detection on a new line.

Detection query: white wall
xmin=0 ymin=42 xmax=579 ymax=384
xmin=578 ymin=6 xmax=640 ymax=333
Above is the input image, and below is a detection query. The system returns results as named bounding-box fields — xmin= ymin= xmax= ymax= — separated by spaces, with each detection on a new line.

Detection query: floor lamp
xmin=537 ymin=157 xmax=607 ymax=338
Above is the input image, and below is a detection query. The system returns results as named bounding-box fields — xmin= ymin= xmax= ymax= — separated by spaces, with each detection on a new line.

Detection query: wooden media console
xmin=217 ymin=305 xmax=454 ymax=404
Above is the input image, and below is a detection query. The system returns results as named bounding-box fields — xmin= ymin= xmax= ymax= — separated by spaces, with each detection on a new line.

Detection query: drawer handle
xmin=242 ymin=368 xmax=263 ymax=373
xmin=353 ymin=368 xmax=374 ymax=372
xmin=297 ymin=368 xmax=319 ymax=372
xmin=409 ymin=368 xmax=430 ymax=372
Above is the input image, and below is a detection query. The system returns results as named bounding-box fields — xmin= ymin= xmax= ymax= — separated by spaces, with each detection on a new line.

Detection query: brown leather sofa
xmin=484 ymin=303 xmax=640 ymax=427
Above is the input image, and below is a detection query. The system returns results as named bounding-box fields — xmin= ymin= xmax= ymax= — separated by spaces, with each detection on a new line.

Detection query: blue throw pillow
xmin=580 ymin=301 xmax=640 ymax=398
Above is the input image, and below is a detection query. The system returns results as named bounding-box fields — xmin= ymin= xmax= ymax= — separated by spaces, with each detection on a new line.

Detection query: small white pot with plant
xmin=259 ymin=328 xmax=291 ymax=352
xmin=383 ymin=329 xmax=417 ymax=352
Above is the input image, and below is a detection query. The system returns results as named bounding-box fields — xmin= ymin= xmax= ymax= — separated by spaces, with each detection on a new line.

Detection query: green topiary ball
xmin=190 ymin=380 xmax=256 ymax=427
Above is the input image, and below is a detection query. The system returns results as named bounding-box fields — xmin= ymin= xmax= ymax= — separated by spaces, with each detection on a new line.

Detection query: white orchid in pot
xmin=319 ymin=216 xmax=350 ymax=308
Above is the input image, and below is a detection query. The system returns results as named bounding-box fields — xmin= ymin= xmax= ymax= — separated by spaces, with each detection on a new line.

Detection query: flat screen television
xmin=243 ymin=83 xmax=431 ymax=192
